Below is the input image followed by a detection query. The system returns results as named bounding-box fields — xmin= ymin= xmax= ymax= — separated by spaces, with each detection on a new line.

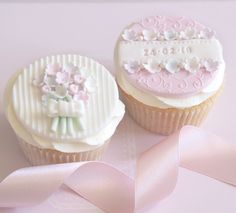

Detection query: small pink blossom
xmin=56 ymin=71 xmax=70 ymax=84
xmin=69 ymin=84 xmax=80 ymax=95
xmin=45 ymin=63 xmax=60 ymax=76
xmin=41 ymin=85 xmax=51 ymax=93
xmin=74 ymin=74 xmax=84 ymax=84
xmin=184 ymin=57 xmax=200 ymax=73
xmin=73 ymin=90 xmax=89 ymax=102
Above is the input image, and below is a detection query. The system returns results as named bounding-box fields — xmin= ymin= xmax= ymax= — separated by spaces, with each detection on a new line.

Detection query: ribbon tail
xmin=135 ymin=126 xmax=236 ymax=212
xmin=135 ymin=131 xmax=179 ymax=212
xmin=0 ymin=162 xmax=134 ymax=213
xmin=179 ymin=126 xmax=236 ymax=186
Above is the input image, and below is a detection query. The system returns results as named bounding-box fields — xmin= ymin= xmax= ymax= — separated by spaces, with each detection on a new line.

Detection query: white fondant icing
xmin=5 ymin=57 xmax=125 ymax=151
xmin=12 ymin=55 xmax=120 ymax=142
xmin=118 ymin=39 xmax=224 ymax=64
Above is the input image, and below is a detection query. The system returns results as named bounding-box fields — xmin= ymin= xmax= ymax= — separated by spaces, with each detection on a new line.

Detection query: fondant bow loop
xmin=46 ymin=99 xmax=85 ymax=118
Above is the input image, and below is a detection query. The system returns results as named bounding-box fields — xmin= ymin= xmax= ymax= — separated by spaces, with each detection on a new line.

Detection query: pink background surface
xmin=0 ymin=1 xmax=236 ymax=212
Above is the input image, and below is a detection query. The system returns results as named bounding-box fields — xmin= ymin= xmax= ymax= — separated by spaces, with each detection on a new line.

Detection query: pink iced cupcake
xmin=115 ymin=16 xmax=225 ymax=135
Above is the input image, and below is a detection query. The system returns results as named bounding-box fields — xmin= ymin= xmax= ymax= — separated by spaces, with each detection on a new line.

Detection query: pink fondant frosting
xmin=119 ymin=16 xmax=223 ymax=98
xmin=125 ymin=68 xmax=216 ymax=98
xmin=136 ymin=16 xmax=203 ymax=33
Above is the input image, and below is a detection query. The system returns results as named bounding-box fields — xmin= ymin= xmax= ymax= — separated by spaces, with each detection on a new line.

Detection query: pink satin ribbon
xmin=0 ymin=126 xmax=236 ymax=213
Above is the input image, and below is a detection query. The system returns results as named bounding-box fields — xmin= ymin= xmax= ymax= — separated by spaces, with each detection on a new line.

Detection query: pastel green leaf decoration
xmin=51 ymin=117 xmax=60 ymax=132
xmin=73 ymin=117 xmax=84 ymax=131
xmin=60 ymin=117 xmax=67 ymax=135
xmin=67 ymin=117 xmax=75 ymax=136
xmin=50 ymin=116 xmax=84 ymax=135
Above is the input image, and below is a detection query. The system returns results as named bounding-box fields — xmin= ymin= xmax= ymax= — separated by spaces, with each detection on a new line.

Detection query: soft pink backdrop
xmin=0 ymin=1 xmax=236 ymax=213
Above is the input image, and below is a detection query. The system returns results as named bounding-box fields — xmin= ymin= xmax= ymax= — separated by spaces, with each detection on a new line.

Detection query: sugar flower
xmin=124 ymin=61 xmax=141 ymax=74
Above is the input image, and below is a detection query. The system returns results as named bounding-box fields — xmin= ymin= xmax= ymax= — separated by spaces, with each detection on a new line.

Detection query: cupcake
xmin=4 ymin=54 xmax=125 ymax=165
xmin=114 ymin=16 xmax=225 ymax=135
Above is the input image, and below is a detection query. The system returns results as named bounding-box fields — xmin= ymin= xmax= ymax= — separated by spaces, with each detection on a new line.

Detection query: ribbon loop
xmin=46 ymin=99 xmax=85 ymax=118
xmin=0 ymin=126 xmax=236 ymax=212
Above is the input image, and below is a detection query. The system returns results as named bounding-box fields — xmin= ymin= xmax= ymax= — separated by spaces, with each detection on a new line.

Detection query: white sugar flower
xmin=33 ymin=73 xmax=44 ymax=86
xmin=124 ymin=61 xmax=141 ymax=74
xmin=44 ymin=75 xmax=57 ymax=87
xmin=164 ymin=30 xmax=177 ymax=40
xmin=184 ymin=57 xmax=200 ymax=73
xmin=156 ymin=32 xmax=165 ymax=41
xmin=199 ymin=28 xmax=215 ymax=39
xmin=63 ymin=63 xmax=78 ymax=74
xmin=165 ymin=59 xmax=181 ymax=74
xmin=54 ymin=85 xmax=68 ymax=99
xmin=41 ymin=85 xmax=51 ymax=93
xmin=78 ymin=67 xmax=91 ymax=79
xmin=143 ymin=59 xmax=161 ymax=73
xmin=203 ymin=59 xmax=219 ymax=72
xmin=122 ymin=29 xmax=139 ymax=41
xmin=73 ymin=67 xmax=90 ymax=85
xmin=45 ymin=63 xmax=61 ymax=76
xmin=142 ymin=29 xmax=157 ymax=41
xmin=84 ymin=76 xmax=97 ymax=93
xmin=180 ymin=27 xmax=197 ymax=39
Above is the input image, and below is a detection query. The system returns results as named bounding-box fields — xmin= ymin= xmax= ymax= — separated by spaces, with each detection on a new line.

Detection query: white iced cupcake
xmin=4 ymin=54 xmax=125 ymax=165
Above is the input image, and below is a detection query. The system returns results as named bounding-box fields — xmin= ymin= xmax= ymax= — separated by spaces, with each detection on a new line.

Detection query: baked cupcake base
xmin=119 ymin=85 xmax=221 ymax=135
xmin=17 ymin=137 xmax=110 ymax=166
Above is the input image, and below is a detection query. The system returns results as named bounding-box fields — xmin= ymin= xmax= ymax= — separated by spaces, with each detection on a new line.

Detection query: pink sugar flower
xmin=73 ymin=90 xmax=89 ymax=102
xmin=45 ymin=63 xmax=61 ymax=76
xmin=199 ymin=28 xmax=215 ymax=39
xmin=56 ymin=71 xmax=70 ymax=84
xmin=41 ymin=85 xmax=51 ymax=93
xmin=74 ymin=74 xmax=84 ymax=84
xmin=69 ymin=84 xmax=80 ymax=95
xmin=63 ymin=63 xmax=77 ymax=73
